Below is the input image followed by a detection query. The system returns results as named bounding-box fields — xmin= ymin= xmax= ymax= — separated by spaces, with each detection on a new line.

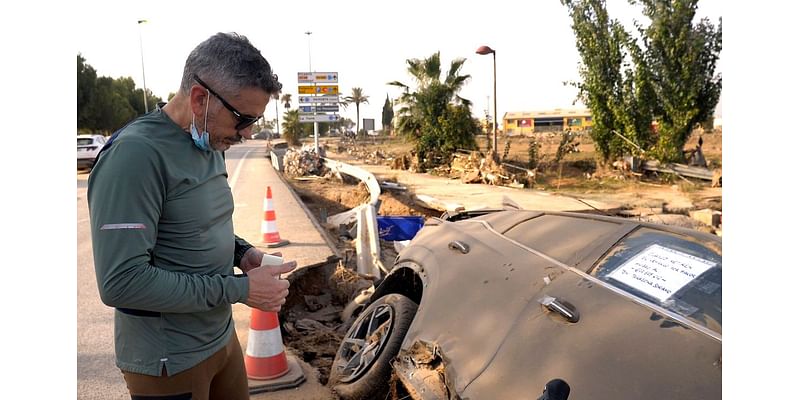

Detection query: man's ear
xmin=189 ymin=85 xmax=209 ymax=116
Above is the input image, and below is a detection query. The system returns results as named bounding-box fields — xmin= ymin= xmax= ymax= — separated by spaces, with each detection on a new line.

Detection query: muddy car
xmin=329 ymin=207 xmax=722 ymax=399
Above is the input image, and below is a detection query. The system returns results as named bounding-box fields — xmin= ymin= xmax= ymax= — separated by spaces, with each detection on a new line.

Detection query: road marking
xmin=228 ymin=147 xmax=255 ymax=193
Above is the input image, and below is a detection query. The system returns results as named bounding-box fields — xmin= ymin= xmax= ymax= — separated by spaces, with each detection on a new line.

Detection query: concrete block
xmin=689 ymin=208 xmax=722 ymax=227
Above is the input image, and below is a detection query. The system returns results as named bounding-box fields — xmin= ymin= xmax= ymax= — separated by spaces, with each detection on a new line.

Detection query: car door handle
xmin=539 ymin=296 xmax=580 ymax=323
xmin=448 ymin=241 xmax=470 ymax=254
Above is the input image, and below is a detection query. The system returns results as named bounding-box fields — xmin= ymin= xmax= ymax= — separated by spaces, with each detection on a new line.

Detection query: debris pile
xmin=283 ymin=146 xmax=327 ymax=177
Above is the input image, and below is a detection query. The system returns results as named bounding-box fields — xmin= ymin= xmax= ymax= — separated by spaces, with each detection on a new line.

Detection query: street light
xmin=476 ymin=45 xmax=497 ymax=161
xmin=137 ymin=19 xmax=149 ymax=113
xmin=305 ymin=31 xmax=320 ymax=153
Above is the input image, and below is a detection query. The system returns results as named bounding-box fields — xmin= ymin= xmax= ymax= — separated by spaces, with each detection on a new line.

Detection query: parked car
xmin=329 ymin=206 xmax=722 ymax=400
xmin=251 ymin=130 xmax=274 ymax=140
xmin=77 ymin=134 xmax=107 ymax=169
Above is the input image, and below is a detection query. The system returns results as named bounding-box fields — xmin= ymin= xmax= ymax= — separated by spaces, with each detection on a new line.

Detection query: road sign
xmin=297 ymin=72 xmax=338 ymax=83
xmin=299 ymin=95 xmax=340 ymax=104
xmin=300 ymin=105 xmax=340 ymax=113
xmin=300 ymin=114 xmax=340 ymax=123
xmin=298 ymin=85 xmax=338 ymax=95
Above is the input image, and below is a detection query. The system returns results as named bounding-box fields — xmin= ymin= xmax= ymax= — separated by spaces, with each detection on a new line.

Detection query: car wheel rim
xmin=335 ymin=303 xmax=394 ymax=383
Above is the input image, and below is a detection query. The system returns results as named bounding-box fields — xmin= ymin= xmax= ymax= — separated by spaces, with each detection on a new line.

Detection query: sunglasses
xmin=193 ymin=74 xmax=262 ymax=130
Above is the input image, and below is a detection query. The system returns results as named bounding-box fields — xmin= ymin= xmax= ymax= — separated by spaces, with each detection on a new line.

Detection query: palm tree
xmin=282 ymin=109 xmax=301 ymax=145
xmin=342 ymin=87 xmax=370 ymax=136
xmin=272 ymin=92 xmax=281 ymax=136
xmin=388 ymin=51 xmax=472 ymax=139
xmin=280 ymin=93 xmax=292 ymax=110
xmin=388 ymin=51 xmax=478 ymax=167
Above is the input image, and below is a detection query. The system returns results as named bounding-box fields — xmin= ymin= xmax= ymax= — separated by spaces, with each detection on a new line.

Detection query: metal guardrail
xmin=320 ymin=157 xmax=388 ymax=277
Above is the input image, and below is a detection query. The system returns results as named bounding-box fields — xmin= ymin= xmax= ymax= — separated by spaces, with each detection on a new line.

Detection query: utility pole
xmin=137 ymin=20 xmax=149 ymax=113
xmin=305 ymin=31 xmax=319 ymax=153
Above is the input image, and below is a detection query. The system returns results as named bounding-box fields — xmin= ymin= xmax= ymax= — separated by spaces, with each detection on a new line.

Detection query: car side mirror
xmin=537 ymin=379 xmax=570 ymax=400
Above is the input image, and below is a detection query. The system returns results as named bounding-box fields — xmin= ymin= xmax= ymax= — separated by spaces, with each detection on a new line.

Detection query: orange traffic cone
xmin=245 ymin=309 xmax=305 ymax=393
xmin=245 ymin=309 xmax=289 ymax=380
xmin=262 ymin=187 xmax=289 ymax=248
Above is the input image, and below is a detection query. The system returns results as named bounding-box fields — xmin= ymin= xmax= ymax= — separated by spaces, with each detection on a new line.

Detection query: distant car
xmin=77 ymin=134 xmax=107 ymax=169
xmin=251 ymin=130 xmax=274 ymax=140
xmin=329 ymin=207 xmax=722 ymax=400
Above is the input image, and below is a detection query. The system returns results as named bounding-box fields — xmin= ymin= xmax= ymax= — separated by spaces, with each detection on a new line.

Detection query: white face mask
xmin=190 ymin=89 xmax=214 ymax=152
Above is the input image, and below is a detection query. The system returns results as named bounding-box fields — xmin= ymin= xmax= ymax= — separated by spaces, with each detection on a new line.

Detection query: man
xmin=88 ymin=32 xmax=295 ymax=400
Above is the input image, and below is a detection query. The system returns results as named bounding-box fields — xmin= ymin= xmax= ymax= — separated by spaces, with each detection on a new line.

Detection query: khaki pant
xmin=122 ymin=334 xmax=249 ymax=400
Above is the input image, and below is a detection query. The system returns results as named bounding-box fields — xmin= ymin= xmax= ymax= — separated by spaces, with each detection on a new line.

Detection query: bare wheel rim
xmin=335 ymin=303 xmax=394 ymax=383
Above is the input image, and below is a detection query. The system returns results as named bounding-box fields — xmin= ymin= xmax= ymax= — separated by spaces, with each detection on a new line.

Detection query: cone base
xmin=265 ymin=239 xmax=290 ymax=248
xmin=248 ymin=355 xmax=305 ymax=394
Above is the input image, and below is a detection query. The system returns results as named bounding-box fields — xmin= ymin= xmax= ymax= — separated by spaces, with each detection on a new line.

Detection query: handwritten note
xmin=607 ymin=244 xmax=716 ymax=302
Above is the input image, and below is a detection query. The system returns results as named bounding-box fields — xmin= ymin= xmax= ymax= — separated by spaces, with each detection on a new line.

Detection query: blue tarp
xmin=376 ymin=216 xmax=425 ymax=241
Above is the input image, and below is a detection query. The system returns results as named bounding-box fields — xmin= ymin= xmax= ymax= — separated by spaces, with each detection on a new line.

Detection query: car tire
xmin=329 ymin=293 xmax=418 ymax=400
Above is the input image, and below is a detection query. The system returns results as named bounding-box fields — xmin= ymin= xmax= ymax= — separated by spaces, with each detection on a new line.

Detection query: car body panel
xmin=462 ymin=270 xmax=721 ymax=399
xmin=385 ymin=210 xmax=721 ymax=399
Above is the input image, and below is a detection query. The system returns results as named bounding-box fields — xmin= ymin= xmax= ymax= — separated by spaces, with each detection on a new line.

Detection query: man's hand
xmin=239 ymin=247 xmax=268 ymax=273
xmin=244 ymin=260 xmax=297 ymax=312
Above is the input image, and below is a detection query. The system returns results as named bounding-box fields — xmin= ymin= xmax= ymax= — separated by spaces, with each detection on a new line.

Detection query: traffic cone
xmin=262 ymin=186 xmax=289 ymax=248
xmin=245 ymin=308 xmax=305 ymax=393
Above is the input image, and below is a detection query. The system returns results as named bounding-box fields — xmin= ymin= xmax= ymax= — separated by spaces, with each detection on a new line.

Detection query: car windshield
xmin=77 ymin=138 xmax=95 ymax=146
xmin=590 ymin=228 xmax=721 ymax=334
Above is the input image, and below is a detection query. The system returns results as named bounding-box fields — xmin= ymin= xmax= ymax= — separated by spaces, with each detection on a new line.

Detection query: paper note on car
xmin=607 ymin=244 xmax=716 ymax=302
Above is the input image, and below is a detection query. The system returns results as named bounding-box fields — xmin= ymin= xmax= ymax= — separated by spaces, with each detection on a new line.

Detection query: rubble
xmin=283 ymin=146 xmax=328 ymax=177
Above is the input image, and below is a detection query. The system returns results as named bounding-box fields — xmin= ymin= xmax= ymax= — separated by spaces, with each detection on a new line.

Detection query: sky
xmin=73 ymin=0 xmax=723 ymax=128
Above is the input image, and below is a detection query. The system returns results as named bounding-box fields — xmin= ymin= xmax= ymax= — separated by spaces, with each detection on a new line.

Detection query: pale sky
xmin=75 ymin=0 xmax=722 ymax=127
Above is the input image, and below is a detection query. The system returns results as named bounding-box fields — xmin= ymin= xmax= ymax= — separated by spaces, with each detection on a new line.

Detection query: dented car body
xmin=331 ymin=209 xmax=722 ymax=400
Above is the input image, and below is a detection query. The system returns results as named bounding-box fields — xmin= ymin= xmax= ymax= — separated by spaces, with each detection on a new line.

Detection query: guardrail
xmin=321 ymin=157 xmax=388 ymax=277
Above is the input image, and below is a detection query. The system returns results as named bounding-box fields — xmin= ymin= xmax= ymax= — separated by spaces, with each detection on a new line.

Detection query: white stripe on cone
xmin=246 ymin=327 xmax=285 ymax=358
xmin=261 ymin=220 xmax=278 ymax=233
xmin=263 ymin=198 xmax=274 ymax=211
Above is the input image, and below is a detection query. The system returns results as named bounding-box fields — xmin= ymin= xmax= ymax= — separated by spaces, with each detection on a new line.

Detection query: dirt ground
xmin=274 ymin=128 xmax=723 ymax=393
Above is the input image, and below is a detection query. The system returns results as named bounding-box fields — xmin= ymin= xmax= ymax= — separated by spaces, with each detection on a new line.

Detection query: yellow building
xmin=502 ymin=109 xmax=593 ymax=136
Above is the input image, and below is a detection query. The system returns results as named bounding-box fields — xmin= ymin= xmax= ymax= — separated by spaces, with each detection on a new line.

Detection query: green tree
xmin=381 ymin=94 xmax=394 ymax=132
xmin=562 ymin=0 xmax=721 ymax=164
xmin=77 ymin=54 xmax=98 ymax=129
xmin=282 ymin=109 xmax=302 ymax=145
xmin=637 ymin=0 xmax=722 ymax=162
xmin=388 ymin=51 xmax=477 ymax=168
xmin=562 ymin=0 xmax=643 ymax=163
xmin=342 ymin=87 xmax=370 ymax=136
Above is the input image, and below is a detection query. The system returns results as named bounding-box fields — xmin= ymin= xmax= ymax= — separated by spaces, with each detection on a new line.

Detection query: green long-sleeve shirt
xmin=88 ymin=106 xmax=250 ymax=376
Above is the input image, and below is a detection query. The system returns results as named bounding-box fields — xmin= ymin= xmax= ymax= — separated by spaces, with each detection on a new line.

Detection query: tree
xmin=77 ymin=54 xmax=164 ymax=134
xmin=636 ymin=0 xmax=722 ymax=162
xmin=381 ymin=94 xmax=394 ymax=133
xmin=343 ymin=87 xmax=370 ymax=136
xmin=282 ymin=109 xmax=302 ymax=145
xmin=562 ymin=0 xmax=721 ymax=164
xmin=77 ymin=54 xmax=98 ymax=129
xmin=388 ymin=52 xmax=478 ymax=168
xmin=562 ymin=0 xmax=646 ymax=163
xmin=280 ymin=93 xmax=292 ymax=110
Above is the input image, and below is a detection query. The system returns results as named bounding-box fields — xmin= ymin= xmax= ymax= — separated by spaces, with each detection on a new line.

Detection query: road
xmin=77 ymin=141 xmax=334 ymax=400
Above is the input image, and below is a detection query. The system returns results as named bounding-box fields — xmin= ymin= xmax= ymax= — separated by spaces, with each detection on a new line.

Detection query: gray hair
xmin=179 ymin=32 xmax=282 ymax=97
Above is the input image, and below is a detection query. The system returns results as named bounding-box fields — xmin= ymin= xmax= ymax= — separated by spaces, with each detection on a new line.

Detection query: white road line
xmin=228 ymin=147 xmax=255 ymax=193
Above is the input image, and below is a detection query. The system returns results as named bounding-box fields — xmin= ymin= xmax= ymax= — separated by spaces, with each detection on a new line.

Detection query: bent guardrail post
xmin=322 ymin=157 xmax=387 ymax=277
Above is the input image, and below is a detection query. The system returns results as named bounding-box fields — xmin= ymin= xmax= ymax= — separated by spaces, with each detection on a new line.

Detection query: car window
xmin=590 ymin=228 xmax=721 ymax=334
xmin=77 ymin=138 xmax=94 ymax=146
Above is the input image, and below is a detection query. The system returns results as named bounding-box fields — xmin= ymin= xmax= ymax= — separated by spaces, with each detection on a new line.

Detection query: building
xmin=502 ymin=109 xmax=593 ymax=136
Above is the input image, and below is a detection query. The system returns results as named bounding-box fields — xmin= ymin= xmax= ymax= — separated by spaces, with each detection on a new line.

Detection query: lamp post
xmin=137 ymin=19 xmax=149 ymax=113
xmin=305 ymin=31 xmax=319 ymax=153
xmin=476 ymin=45 xmax=497 ymax=161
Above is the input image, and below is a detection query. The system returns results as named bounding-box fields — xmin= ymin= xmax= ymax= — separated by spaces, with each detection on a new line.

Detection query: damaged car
xmin=329 ymin=206 xmax=722 ymax=399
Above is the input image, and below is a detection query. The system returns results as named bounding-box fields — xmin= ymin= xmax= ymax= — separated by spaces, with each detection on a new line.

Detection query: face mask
xmin=190 ymin=90 xmax=213 ymax=152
